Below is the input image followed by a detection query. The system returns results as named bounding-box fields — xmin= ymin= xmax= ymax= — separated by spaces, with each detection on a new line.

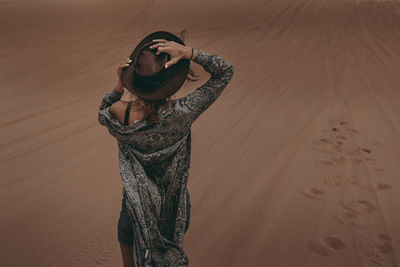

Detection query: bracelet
xmin=190 ymin=47 xmax=194 ymax=60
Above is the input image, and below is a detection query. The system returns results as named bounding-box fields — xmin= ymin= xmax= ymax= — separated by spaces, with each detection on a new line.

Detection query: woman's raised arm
xmin=175 ymin=49 xmax=235 ymax=124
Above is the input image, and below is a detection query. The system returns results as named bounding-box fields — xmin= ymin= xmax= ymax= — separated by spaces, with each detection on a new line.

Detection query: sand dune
xmin=1 ymin=0 xmax=400 ymax=266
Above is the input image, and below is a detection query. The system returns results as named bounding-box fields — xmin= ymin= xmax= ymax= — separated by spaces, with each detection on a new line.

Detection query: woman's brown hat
xmin=120 ymin=30 xmax=190 ymax=101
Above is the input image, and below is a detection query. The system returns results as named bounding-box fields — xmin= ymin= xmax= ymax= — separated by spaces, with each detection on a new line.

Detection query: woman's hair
xmin=127 ymin=29 xmax=199 ymax=124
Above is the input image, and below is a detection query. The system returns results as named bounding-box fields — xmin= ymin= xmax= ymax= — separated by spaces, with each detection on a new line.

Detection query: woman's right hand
xmin=149 ymin=40 xmax=196 ymax=69
xmin=115 ymin=57 xmax=133 ymax=92
xmin=117 ymin=58 xmax=133 ymax=82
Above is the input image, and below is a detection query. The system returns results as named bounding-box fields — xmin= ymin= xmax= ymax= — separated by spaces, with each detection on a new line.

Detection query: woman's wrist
xmin=185 ymin=47 xmax=197 ymax=60
xmin=191 ymin=48 xmax=197 ymax=60
xmin=115 ymin=81 xmax=124 ymax=93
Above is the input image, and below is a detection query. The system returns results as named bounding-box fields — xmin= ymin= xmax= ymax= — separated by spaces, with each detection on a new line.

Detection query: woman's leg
xmin=119 ymin=242 xmax=134 ymax=267
xmin=185 ymin=189 xmax=191 ymax=233
xmin=118 ymin=189 xmax=135 ymax=266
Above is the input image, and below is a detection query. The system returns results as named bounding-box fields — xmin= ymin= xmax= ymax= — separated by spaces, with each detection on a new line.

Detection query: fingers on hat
xmin=165 ymin=57 xmax=179 ymax=68
xmin=155 ymin=47 xmax=169 ymax=55
xmin=150 ymin=42 xmax=167 ymax=49
xmin=121 ymin=58 xmax=132 ymax=64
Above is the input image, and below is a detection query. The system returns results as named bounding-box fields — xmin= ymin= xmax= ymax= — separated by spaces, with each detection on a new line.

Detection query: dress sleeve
xmin=98 ymin=87 xmax=124 ymax=126
xmin=98 ymin=87 xmax=126 ymax=140
xmin=175 ymin=50 xmax=235 ymax=124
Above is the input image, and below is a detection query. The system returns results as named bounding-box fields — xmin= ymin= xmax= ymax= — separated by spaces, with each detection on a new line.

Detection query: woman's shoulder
xmin=109 ymin=100 xmax=129 ymax=118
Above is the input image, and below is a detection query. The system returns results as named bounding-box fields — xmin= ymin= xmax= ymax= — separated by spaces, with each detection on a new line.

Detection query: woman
xmin=98 ymin=30 xmax=235 ymax=267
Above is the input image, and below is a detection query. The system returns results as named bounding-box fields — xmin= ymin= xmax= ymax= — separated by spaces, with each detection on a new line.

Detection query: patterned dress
xmin=98 ymin=50 xmax=235 ymax=266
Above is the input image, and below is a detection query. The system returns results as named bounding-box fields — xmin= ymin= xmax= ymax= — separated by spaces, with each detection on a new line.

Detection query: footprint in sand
xmin=336 ymin=135 xmax=347 ymax=140
xmin=333 ymin=144 xmax=344 ymax=152
xmin=324 ymin=236 xmax=346 ymax=250
xmin=375 ymin=233 xmax=394 ymax=254
xmin=377 ymin=183 xmax=393 ymax=191
xmin=307 ymin=236 xmax=346 ymax=257
xmin=377 ymin=242 xmax=394 ymax=254
xmin=378 ymin=233 xmax=392 ymax=241
xmin=341 ymin=199 xmax=377 ymax=214
xmin=359 ymin=184 xmax=377 ymax=193
xmin=336 ymin=211 xmax=362 ymax=227
xmin=324 ymin=174 xmax=359 ymax=187
xmin=361 ymin=147 xmax=372 ymax=154
xmin=319 ymin=138 xmax=331 ymax=144
xmin=299 ymin=188 xmax=325 ymax=200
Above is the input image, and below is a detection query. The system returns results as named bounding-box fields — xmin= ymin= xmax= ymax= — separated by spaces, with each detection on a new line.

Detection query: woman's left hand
xmin=150 ymin=39 xmax=193 ymax=69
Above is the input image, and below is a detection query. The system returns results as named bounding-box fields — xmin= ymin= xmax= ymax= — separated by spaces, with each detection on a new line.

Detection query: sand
xmin=1 ymin=0 xmax=400 ymax=266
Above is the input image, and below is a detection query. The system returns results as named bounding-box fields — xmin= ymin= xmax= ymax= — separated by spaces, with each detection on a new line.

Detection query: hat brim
xmin=120 ymin=31 xmax=190 ymax=101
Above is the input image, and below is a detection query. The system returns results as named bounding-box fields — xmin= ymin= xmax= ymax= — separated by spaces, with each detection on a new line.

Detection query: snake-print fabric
xmin=98 ymin=50 xmax=235 ymax=266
